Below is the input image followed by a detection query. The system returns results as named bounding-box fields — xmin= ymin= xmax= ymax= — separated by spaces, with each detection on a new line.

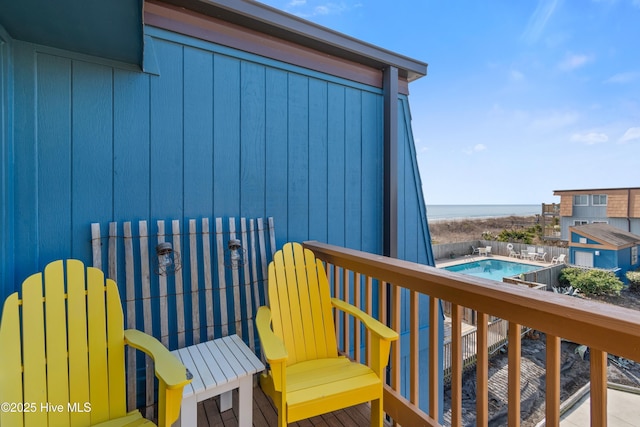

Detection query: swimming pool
xmin=442 ymin=259 xmax=541 ymax=281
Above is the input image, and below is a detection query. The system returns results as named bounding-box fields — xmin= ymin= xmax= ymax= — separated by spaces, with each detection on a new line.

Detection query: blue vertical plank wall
xmin=327 ymin=84 xmax=347 ymax=247
xmin=2 ymin=22 xmax=439 ymax=409
xmin=4 ymin=27 xmax=386 ymax=283
xmin=183 ymin=46 xmax=214 ymax=218
xmin=36 ymin=55 xmax=73 ymax=265
xmin=0 ymin=28 xmax=11 ymax=297
xmin=308 ymin=80 xmax=329 ymax=242
xmin=397 ymin=95 xmax=443 ymax=419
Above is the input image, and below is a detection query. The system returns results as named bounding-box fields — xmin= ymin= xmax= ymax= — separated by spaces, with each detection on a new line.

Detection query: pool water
xmin=442 ymin=259 xmax=541 ymax=281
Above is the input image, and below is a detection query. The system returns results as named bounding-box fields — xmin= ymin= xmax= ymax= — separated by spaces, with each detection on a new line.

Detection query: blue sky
xmin=258 ymin=0 xmax=640 ymax=205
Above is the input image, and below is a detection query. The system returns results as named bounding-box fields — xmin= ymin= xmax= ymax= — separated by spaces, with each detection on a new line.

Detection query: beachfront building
xmin=568 ymin=223 xmax=640 ymax=282
xmin=553 ymin=187 xmax=640 ymax=240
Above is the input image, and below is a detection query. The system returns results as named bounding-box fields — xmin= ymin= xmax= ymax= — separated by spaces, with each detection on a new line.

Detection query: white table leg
xmin=238 ymin=375 xmax=253 ymax=427
xmin=176 ymin=394 xmax=197 ymax=427
xmin=220 ymin=390 xmax=233 ymax=412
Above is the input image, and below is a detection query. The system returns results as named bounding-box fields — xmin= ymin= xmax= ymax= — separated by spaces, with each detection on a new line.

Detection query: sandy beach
xmin=428 ymin=215 xmax=540 ymax=244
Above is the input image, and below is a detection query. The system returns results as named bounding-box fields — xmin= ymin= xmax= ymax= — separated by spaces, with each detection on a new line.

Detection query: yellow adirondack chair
xmin=0 ymin=259 xmax=191 ymax=427
xmin=256 ymin=243 xmax=399 ymax=427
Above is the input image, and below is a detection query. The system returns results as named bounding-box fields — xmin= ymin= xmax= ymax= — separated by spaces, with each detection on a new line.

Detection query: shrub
xmin=497 ymin=229 xmax=533 ymax=244
xmin=481 ymin=231 xmax=496 ymax=240
xmin=496 ymin=224 xmax=542 ymax=244
xmin=627 ymin=271 xmax=640 ymax=293
xmin=558 ymin=267 xmax=623 ymax=296
xmin=558 ymin=267 xmax=581 ymax=286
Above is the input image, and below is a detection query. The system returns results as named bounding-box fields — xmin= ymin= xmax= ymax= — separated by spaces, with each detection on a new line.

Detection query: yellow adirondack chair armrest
xmin=331 ymin=298 xmax=399 ymax=342
xmin=124 ymin=329 xmax=192 ymax=389
xmin=255 ymin=306 xmax=288 ymax=363
xmin=256 ymin=306 xmax=288 ymax=393
xmin=331 ymin=298 xmax=398 ymax=378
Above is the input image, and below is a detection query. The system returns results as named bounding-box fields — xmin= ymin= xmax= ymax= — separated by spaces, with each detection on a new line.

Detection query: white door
xmin=574 ymin=251 xmax=594 ymax=267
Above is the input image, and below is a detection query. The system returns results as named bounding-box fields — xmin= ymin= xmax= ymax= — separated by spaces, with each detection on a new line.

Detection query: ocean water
xmin=426 ymin=204 xmax=540 ymax=221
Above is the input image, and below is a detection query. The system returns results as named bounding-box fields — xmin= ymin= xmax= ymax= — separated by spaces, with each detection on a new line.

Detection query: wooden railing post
xmin=410 ymin=290 xmax=419 ymax=405
xmin=546 ymin=335 xmax=561 ymax=425
xmin=451 ymin=304 xmax=462 ymax=427
xmin=476 ymin=312 xmax=489 ymax=426
xmin=591 ymin=349 xmax=608 ymax=426
xmin=508 ymin=322 xmax=521 ymax=427
xmin=429 ymin=296 xmax=439 ymax=419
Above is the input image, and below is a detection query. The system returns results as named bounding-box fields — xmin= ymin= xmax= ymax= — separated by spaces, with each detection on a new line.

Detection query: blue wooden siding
xmin=570 ymin=228 xmax=640 ymax=281
xmin=2 ymin=24 xmax=439 ymax=411
xmin=397 ymin=95 xmax=442 ymax=418
xmin=3 ymin=26 xmax=433 ymax=288
xmin=0 ymin=28 xmax=12 ymax=299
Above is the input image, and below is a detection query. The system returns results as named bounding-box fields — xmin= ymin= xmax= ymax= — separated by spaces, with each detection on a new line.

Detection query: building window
xmin=574 ymin=195 xmax=589 ymax=206
xmin=574 ymin=220 xmax=588 ymax=226
xmin=592 ymin=221 xmax=608 ymax=224
xmin=633 ymin=246 xmax=638 ymax=265
xmin=592 ymin=194 xmax=607 ymax=206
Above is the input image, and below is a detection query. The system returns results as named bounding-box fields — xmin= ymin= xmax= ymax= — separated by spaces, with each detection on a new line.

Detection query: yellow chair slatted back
xmin=268 ymin=242 xmax=338 ymax=366
xmin=0 ymin=259 xmax=127 ymax=427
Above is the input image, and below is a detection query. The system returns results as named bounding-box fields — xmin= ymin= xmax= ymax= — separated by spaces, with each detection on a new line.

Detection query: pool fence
xmin=432 ymin=240 xmax=568 ymax=264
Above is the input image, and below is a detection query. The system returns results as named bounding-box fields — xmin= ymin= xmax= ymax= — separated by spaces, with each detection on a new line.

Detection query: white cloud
xmin=570 ymin=132 xmax=609 ymax=144
xmin=558 ymin=53 xmax=594 ymax=71
xmin=509 ymin=69 xmax=525 ymax=82
xmin=530 ymin=111 xmax=580 ymax=131
xmin=619 ymin=127 xmax=640 ymax=143
xmin=605 ymin=71 xmax=640 ymax=84
xmin=285 ymin=1 xmax=360 ymax=17
xmin=521 ymin=0 xmax=561 ymax=44
xmin=464 ymin=144 xmax=487 ymax=155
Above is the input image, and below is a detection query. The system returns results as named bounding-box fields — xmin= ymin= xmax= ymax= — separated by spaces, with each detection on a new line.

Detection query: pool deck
xmin=435 ymin=253 xmax=553 ymax=269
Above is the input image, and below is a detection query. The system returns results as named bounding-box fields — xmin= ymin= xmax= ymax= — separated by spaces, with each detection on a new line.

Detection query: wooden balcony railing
xmin=542 ymin=203 xmax=560 ymax=215
xmin=442 ymin=318 xmax=509 ymax=381
xmin=303 ymin=240 xmax=640 ymax=427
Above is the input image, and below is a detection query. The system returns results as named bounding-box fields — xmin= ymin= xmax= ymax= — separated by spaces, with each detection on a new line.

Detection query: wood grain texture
xmin=150 ymin=39 xmax=184 ymax=219
xmin=546 ymin=334 xmax=561 ymax=426
xmin=183 ymin=46 xmax=214 ymax=217
xmin=8 ymin=34 xmax=427 ymax=284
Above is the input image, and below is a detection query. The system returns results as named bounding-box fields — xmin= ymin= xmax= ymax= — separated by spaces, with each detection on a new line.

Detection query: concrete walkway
xmin=560 ymin=385 xmax=640 ymax=426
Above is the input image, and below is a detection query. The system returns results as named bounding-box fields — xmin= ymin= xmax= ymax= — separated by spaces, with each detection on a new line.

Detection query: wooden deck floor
xmin=194 ymin=384 xmax=389 ymax=427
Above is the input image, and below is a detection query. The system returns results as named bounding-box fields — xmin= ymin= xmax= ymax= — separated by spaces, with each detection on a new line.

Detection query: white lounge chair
xmin=551 ymin=254 xmax=566 ymax=264
xmin=507 ymin=243 xmax=518 ymax=258
xmin=535 ymin=252 xmax=547 ymax=262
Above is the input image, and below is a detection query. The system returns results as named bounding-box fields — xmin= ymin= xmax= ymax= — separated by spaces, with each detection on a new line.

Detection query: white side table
xmin=171 ymin=334 xmax=264 ymax=427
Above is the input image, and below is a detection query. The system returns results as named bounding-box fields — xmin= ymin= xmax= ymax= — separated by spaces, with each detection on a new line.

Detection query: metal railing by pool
xmin=303 ymin=240 xmax=640 ymax=427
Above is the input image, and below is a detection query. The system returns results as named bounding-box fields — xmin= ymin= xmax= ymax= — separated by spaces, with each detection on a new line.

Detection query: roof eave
xmin=0 ymin=0 xmax=143 ymax=66
xmin=569 ymin=225 xmax=640 ymax=248
xmin=155 ymin=0 xmax=428 ymax=82
xmin=554 ymin=187 xmax=640 ymax=195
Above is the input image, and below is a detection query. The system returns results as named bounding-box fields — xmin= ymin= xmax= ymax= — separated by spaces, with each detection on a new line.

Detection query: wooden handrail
xmin=304 ymin=240 xmax=640 ymax=426
xmin=304 ymin=240 xmax=640 ymax=360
